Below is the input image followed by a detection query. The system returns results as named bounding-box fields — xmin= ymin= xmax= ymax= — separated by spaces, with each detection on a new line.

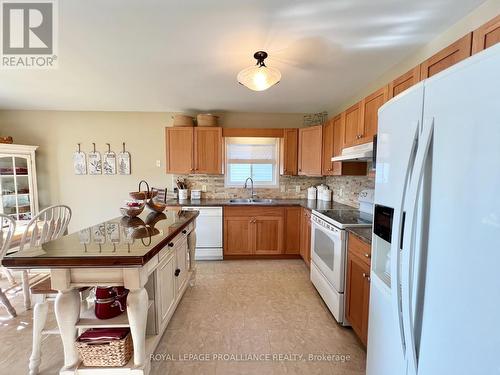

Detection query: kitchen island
xmin=2 ymin=209 xmax=199 ymax=375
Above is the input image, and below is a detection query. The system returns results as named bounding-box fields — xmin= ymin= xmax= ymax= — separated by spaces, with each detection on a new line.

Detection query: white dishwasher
xmin=181 ymin=206 xmax=223 ymax=260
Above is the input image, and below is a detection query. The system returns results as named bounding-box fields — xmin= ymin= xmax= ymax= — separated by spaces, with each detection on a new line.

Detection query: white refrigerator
xmin=367 ymin=43 xmax=500 ymax=375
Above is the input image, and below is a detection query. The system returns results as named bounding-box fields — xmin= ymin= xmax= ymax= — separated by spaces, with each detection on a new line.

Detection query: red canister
xmin=94 ymin=287 xmax=129 ymax=319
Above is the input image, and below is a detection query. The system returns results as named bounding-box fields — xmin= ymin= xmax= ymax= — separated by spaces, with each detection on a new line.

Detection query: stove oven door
xmin=311 ymin=216 xmax=346 ymax=293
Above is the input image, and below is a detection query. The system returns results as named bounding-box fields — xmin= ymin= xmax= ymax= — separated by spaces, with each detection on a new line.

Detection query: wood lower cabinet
xmin=298 ymin=125 xmax=322 ymax=176
xmin=224 ymin=207 xmax=285 ymax=257
xmin=420 ymin=33 xmax=472 ymax=79
xmin=472 ymin=14 xmax=500 ymax=54
xmin=346 ymin=234 xmax=371 ymax=346
xmin=165 ymin=127 xmax=222 ymax=174
xmin=299 ymin=208 xmax=312 ymax=266
xmin=254 ymin=215 xmax=284 ymax=255
xmin=284 ymin=207 xmax=301 ymax=255
xmin=389 ymin=66 xmax=421 ymax=99
xmin=358 ymin=86 xmax=388 ymax=145
xmin=224 ymin=216 xmax=253 ymax=255
xmin=280 ymin=128 xmax=298 ymax=175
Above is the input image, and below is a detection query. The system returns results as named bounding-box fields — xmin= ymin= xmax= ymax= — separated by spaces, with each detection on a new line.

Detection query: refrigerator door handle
xmin=390 ymin=121 xmax=420 ymax=358
xmin=402 ymin=117 xmax=434 ymax=375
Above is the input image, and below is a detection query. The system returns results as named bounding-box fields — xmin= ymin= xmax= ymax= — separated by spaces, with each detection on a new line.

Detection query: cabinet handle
xmin=182 ymin=230 xmax=187 ymax=234
xmin=168 ymin=242 xmax=174 ymax=247
xmin=174 ymin=268 xmax=181 ymax=277
xmin=362 ymin=272 xmax=370 ymax=282
xmin=364 ymin=253 xmax=371 ymax=258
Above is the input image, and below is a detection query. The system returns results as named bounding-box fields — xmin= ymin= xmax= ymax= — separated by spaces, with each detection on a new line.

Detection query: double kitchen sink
xmin=228 ymin=198 xmax=275 ymax=204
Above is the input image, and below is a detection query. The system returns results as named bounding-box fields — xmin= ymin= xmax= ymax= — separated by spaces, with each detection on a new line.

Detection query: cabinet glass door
xmin=0 ymin=155 xmax=33 ymax=221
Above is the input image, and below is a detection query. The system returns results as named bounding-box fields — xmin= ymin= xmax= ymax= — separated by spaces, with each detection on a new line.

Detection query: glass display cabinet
xmin=0 ymin=144 xmax=38 ymax=222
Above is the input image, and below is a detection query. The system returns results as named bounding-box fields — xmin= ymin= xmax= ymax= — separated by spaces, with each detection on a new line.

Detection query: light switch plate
xmin=155 ymin=160 xmax=161 ymax=167
xmin=202 ymin=185 xmax=207 ymax=192
xmin=280 ymin=185 xmax=286 ymax=193
xmin=295 ymin=186 xmax=300 ymax=193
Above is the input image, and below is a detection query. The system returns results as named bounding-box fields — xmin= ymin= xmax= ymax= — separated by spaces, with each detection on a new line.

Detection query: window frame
xmin=224 ymin=137 xmax=280 ymax=188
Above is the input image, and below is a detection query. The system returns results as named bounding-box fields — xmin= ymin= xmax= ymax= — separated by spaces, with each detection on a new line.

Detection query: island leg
xmin=55 ymin=288 xmax=80 ymax=370
xmin=127 ymin=287 xmax=148 ymax=366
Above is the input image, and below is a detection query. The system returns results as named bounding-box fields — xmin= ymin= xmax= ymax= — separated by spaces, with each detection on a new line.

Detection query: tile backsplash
xmin=173 ymin=174 xmax=324 ymax=199
xmin=325 ymin=175 xmax=375 ymax=208
xmin=173 ymin=172 xmax=375 ymax=206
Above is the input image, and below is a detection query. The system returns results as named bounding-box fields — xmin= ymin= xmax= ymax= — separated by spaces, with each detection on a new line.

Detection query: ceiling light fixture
xmin=237 ymin=51 xmax=281 ymax=91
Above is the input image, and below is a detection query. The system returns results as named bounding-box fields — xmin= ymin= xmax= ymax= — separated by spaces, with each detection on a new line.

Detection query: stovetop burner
xmin=313 ymin=209 xmax=373 ymax=229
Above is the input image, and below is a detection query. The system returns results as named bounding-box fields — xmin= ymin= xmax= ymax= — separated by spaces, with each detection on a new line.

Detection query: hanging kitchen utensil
xmin=88 ymin=143 xmax=102 ymax=175
xmin=103 ymin=143 xmax=117 ymax=175
xmin=118 ymin=142 xmax=131 ymax=175
xmin=73 ymin=143 xmax=87 ymax=175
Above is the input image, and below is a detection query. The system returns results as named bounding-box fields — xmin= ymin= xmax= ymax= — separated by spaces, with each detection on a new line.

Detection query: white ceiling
xmin=0 ymin=0 xmax=486 ymax=113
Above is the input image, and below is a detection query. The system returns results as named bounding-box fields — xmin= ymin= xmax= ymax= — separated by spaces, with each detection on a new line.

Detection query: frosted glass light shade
xmin=237 ymin=65 xmax=281 ymax=91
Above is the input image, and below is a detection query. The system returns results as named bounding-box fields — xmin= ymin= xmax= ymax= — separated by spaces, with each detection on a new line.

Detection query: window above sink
xmin=224 ymin=137 xmax=279 ymax=188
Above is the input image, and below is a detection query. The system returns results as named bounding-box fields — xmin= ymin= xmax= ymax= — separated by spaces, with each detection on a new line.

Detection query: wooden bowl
xmin=129 ymin=190 xmax=158 ymax=201
xmin=120 ymin=204 xmax=145 ymax=217
xmin=146 ymin=200 xmax=167 ymax=213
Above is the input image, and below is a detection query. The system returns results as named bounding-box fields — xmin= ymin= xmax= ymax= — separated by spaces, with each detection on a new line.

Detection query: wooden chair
xmin=21 ymin=205 xmax=72 ymax=375
xmin=19 ymin=205 xmax=72 ymax=309
xmin=0 ymin=214 xmax=17 ymax=317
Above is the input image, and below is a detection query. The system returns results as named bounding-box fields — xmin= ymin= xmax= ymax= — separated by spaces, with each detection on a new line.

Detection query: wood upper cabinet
xmin=342 ymin=103 xmax=362 ymax=148
xmin=388 ymin=66 xmax=421 ymax=99
xmin=298 ymin=125 xmax=322 ymax=176
xmin=346 ymin=234 xmax=371 ymax=346
xmin=194 ymin=127 xmax=222 ymax=174
xmin=332 ymin=114 xmax=343 ymax=175
xmin=284 ymin=207 xmax=301 ymax=255
xmin=165 ymin=127 xmax=222 ymax=174
xmin=165 ymin=127 xmax=194 ymax=174
xmin=280 ymin=128 xmax=298 ymax=175
xmin=358 ymin=86 xmax=388 ymax=144
xmin=420 ymin=33 xmax=472 ymax=79
xmin=299 ymin=208 xmax=311 ymax=266
xmin=321 ymin=119 xmax=335 ymax=176
xmin=224 ymin=207 xmax=284 ymax=257
xmin=472 ymin=15 xmax=500 ymax=54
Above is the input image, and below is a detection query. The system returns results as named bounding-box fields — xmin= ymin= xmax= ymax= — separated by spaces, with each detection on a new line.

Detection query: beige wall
xmin=329 ymin=0 xmax=500 ymax=114
xmin=0 ymin=110 xmax=306 ymax=231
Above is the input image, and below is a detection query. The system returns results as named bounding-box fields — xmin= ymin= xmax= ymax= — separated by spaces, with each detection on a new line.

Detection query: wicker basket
xmin=172 ymin=114 xmax=194 ymax=127
xmin=76 ymin=333 xmax=133 ymax=367
xmin=196 ymin=114 xmax=218 ymax=127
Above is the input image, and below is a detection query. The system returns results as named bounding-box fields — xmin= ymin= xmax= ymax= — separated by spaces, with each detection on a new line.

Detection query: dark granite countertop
xmin=347 ymin=227 xmax=373 ymax=245
xmin=165 ymin=198 xmax=355 ymax=211
xmin=3 ymin=209 xmax=199 ymax=269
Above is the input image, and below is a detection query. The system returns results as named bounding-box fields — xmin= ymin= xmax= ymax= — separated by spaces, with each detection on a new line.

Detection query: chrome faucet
xmin=244 ymin=177 xmax=256 ymax=199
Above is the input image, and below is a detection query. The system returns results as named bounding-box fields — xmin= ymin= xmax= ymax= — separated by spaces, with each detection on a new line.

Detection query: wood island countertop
xmin=2 ymin=209 xmax=199 ymax=269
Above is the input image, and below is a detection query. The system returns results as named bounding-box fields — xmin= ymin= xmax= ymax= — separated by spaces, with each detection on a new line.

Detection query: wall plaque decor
xmin=73 ymin=143 xmax=87 ymax=175
xmin=88 ymin=143 xmax=102 ymax=175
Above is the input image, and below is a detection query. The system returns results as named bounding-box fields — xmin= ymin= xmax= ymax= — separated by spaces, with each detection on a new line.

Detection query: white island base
xmin=51 ymin=227 xmax=196 ymax=375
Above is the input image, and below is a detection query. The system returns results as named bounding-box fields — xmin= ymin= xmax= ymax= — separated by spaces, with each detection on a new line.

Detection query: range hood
xmin=331 ymin=142 xmax=373 ymax=162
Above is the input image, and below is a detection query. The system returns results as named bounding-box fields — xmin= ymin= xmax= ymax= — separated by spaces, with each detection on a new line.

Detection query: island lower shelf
xmin=51 ymin=221 xmax=197 ymax=375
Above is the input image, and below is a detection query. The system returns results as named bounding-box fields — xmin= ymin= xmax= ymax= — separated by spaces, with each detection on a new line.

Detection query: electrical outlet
xmin=339 ymin=188 xmax=344 ymax=197
xmin=295 ymin=185 xmax=301 ymax=193
xmin=202 ymin=185 xmax=207 ymax=192
xmin=280 ymin=185 xmax=286 ymax=193
xmin=155 ymin=160 xmax=161 ymax=167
